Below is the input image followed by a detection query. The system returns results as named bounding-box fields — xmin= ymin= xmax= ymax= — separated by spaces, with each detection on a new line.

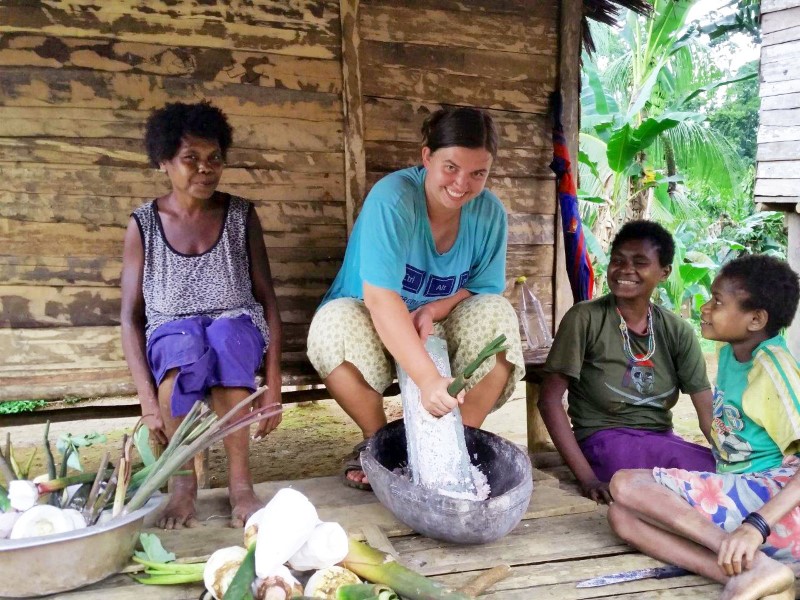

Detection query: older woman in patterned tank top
xmin=120 ymin=102 xmax=282 ymax=529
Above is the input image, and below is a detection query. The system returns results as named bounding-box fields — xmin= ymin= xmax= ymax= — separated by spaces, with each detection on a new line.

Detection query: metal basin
xmin=361 ymin=419 xmax=532 ymax=544
xmin=0 ymin=496 xmax=163 ymax=598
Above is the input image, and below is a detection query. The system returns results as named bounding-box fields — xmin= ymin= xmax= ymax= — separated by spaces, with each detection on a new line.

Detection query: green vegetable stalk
xmin=337 ymin=583 xmax=399 ymax=600
xmin=223 ymin=545 xmax=256 ymax=600
xmin=342 ymin=539 xmax=469 ymax=600
xmin=447 ymin=334 xmax=508 ymax=397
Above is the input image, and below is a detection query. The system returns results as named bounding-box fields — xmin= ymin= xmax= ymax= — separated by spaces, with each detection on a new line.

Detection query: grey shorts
xmin=306 ymin=294 xmax=525 ymax=408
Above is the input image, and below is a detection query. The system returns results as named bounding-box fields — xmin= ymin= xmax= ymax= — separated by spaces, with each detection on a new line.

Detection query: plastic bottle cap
xmin=515 ymin=276 xmax=527 ymax=284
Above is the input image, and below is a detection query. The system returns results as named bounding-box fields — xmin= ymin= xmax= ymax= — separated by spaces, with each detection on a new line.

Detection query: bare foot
xmin=229 ymin=485 xmax=263 ymax=528
xmin=157 ymin=477 xmax=199 ymax=530
xmin=346 ymin=469 xmax=370 ymax=487
xmin=720 ymin=552 xmax=795 ymax=600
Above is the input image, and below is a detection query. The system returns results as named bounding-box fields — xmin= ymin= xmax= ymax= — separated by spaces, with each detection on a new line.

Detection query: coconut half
xmin=9 ymin=505 xmax=76 ymax=539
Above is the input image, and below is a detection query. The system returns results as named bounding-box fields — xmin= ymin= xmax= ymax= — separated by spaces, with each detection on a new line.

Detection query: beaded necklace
xmin=616 ymin=305 xmax=655 ymax=362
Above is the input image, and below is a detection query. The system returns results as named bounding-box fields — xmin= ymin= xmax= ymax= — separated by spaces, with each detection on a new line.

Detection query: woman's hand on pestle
xmin=421 ymin=375 xmax=464 ymax=417
xmin=579 ymin=478 xmax=613 ymax=504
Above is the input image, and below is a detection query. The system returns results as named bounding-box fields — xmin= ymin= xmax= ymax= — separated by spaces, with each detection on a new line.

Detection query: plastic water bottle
xmin=516 ymin=276 xmax=553 ymax=350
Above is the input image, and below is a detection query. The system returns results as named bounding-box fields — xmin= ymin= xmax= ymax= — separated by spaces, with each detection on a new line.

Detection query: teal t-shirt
xmin=712 ymin=336 xmax=800 ymax=473
xmin=544 ymin=294 xmax=710 ymax=441
xmin=320 ymin=166 xmax=507 ymax=310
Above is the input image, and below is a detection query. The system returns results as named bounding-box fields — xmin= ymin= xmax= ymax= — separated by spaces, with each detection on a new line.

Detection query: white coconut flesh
xmin=204 ymin=546 xmax=248 ymax=600
xmin=303 ymin=566 xmax=361 ymax=599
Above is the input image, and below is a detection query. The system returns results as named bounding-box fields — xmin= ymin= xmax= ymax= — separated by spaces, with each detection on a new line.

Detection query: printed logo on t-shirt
xmin=458 ymin=270 xmax=470 ymax=290
xmin=425 ymin=274 xmax=456 ymax=298
xmin=402 ymin=264 xmax=425 ymax=293
xmin=604 ymin=355 xmax=676 ymax=408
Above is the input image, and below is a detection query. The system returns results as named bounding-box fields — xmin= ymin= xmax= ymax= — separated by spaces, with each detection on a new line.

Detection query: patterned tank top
xmin=132 ymin=195 xmax=270 ymax=347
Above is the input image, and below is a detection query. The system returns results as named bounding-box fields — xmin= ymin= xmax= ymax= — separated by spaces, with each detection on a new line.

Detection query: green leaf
xmin=135 ymin=533 xmax=177 ymax=564
xmin=223 ymin=545 xmax=256 ymax=600
xmin=607 ymin=114 xmax=688 ymax=172
xmin=134 ymin=425 xmax=158 ymax=467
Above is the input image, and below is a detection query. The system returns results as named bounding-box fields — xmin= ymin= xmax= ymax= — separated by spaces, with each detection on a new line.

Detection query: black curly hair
xmin=421 ymin=107 xmax=498 ymax=159
xmin=610 ymin=220 xmax=675 ymax=267
xmin=144 ymin=101 xmax=233 ymax=167
xmin=717 ymin=254 xmax=800 ymax=336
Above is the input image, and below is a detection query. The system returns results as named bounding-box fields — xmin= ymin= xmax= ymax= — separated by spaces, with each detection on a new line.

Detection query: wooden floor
xmin=50 ymin=469 xmax=723 ymax=599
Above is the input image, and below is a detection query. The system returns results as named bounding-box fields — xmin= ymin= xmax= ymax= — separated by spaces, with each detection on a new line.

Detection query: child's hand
xmin=141 ymin=410 xmax=168 ymax=446
xmin=718 ymin=524 xmax=763 ymax=575
xmin=253 ymin=388 xmax=282 ymax=441
xmin=579 ymin=478 xmax=613 ymax=504
xmin=421 ymin=376 xmax=463 ymax=417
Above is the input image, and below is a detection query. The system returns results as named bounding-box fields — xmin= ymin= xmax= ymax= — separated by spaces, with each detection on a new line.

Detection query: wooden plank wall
xmin=0 ymin=0 xmax=561 ymax=402
xmin=757 ymin=0 xmax=800 ymax=206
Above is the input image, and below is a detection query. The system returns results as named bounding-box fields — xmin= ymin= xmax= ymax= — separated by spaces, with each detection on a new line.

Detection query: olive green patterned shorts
xmin=306 ymin=294 xmax=525 ymax=409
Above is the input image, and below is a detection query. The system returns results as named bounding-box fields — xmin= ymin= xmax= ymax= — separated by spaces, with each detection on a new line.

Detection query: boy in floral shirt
xmin=608 ymin=255 xmax=800 ymax=600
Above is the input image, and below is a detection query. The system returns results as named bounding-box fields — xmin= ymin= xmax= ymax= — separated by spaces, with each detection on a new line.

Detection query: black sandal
xmin=341 ymin=438 xmax=372 ymax=491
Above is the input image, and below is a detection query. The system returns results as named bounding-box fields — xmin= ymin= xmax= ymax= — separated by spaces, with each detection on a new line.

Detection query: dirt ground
xmin=4 ymin=354 xmax=718 ymax=488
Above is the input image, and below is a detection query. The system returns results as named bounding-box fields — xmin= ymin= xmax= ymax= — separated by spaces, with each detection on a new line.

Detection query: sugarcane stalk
xmin=447 ymin=335 xmax=509 ymax=397
xmin=35 ymin=469 xmax=114 ymax=494
xmin=342 ymin=539 xmax=470 ymax=600
xmin=83 ymin=451 xmax=110 ymax=521
xmin=88 ymin=462 xmax=120 ymax=524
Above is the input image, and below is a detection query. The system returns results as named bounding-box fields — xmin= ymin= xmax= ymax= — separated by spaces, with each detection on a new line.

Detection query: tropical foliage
xmin=579 ymin=0 xmax=786 ymax=320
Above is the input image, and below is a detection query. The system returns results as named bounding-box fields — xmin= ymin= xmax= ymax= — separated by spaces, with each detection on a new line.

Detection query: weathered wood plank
xmin=363 ymin=0 xmax=560 ymax=17
xmin=757 ymin=160 xmax=800 ymax=178
xmin=762 ymin=6 xmax=800 ymax=35
xmin=762 ymin=0 xmax=800 ymax=14
xmin=0 ymin=165 xmax=344 ymax=203
xmin=758 ymin=141 xmax=800 ymax=162
xmin=0 ymin=107 xmax=343 ymax=154
xmin=0 ymin=284 xmax=329 ymax=328
xmin=0 ymin=68 xmax=342 ymax=121
xmin=0 ymin=2 xmax=341 ymax=58
xmin=0 ymin=138 xmax=344 ymax=172
xmin=359 ymin=5 xmax=558 ymax=55
xmin=364 ymin=97 xmax=552 ymax=146
xmin=362 ymin=40 xmax=556 ymax=83
xmin=0 ymin=219 xmax=346 ymax=260
xmin=366 ymin=142 xmax=553 ymax=178
xmin=339 ymin=0 xmax=366 ymax=234
xmin=762 ymin=24 xmax=800 ymax=47
xmin=757 ymin=108 xmax=800 ymax=127
xmin=754 ymin=178 xmax=800 ymax=197
xmin=0 ymin=33 xmax=342 ymax=93
xmin=759 ymin=91 xmax=800 ymax=111
xmin=0 ymin=324 xmax=313 ymax=371
xmin=436 ymin=554 xmax=720 ymax=599
xmin=361 ymin=62 xmax=553 ymax=114
xmin=507 ymin=214 xmax=555 ymax=245
xmin=761 ymin=38 xmax=800 ymax=64
xmin=757 ymin=124 xmax=800 ymax=143
xmin=0 ymin=246 xmax=344 ymax=287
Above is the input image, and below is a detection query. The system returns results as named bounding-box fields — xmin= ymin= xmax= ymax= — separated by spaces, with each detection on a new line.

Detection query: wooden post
xmin=525 ymin=0 xmax=583 ymax=453
xmin=339 ymin=0 xmax=366 ymax=235
xmin=787 ymin=211 xmax=800 ymax=358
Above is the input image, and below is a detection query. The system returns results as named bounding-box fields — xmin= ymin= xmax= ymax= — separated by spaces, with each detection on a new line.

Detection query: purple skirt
xmin=579 ymin=427 xmax=715 ymax=482
xmin=146 ymin=315 xmax=265 ymax=417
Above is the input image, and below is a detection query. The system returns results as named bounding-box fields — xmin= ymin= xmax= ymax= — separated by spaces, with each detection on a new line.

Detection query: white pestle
xmin=397 ymin=336 xmax=480 ymax=498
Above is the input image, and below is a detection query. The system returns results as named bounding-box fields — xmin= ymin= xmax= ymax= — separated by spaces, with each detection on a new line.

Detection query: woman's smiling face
xmin=421 ymin=145 xmax=493 ymax=212
xmin=607 ymin=239 xmax=671 ymax=301
xmin=160 ymin=135 xmax=224 ymax=201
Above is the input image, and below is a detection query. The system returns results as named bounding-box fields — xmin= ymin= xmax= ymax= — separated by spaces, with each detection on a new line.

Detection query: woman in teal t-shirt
xmin=307 ymin=107 xmax=525 ymax=490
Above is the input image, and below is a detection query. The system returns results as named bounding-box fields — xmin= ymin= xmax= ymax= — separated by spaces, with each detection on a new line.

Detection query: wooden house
xmin=0 ymin=0 xmax=585 ymax=425
xmin=758 ymin=0 xmax=800 ymax=356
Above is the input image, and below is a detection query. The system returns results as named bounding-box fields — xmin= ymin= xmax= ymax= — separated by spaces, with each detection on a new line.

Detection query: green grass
xmin=0 ymin=399 xmax=47 ymax=415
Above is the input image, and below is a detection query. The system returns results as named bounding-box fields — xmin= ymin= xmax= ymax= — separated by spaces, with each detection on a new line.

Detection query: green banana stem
xmin=447 ymin=334 xmax=509 ymax=397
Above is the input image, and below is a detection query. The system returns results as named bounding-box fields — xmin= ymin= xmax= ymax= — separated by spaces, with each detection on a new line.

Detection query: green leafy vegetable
xmin=135 ymin=533 xmax=177 ymax=563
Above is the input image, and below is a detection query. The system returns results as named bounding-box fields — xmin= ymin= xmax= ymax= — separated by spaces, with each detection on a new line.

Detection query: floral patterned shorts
xmin=306 ymin=294 xmax=525 ymax=408
xmin=654 ymin=456 xmax=800 ymax=563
